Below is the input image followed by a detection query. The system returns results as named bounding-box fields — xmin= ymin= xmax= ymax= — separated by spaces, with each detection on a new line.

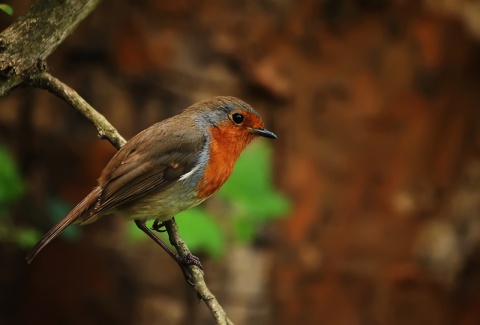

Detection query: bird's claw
xmin=145 ymin=219 xmax=202 ymax=286
xmin=176 ymin=253 xmax=203 ymax=269
xmin=151 ymin=219 xmax=167 ymax=232
xmin=175 ymin=253 xmax=203 ymax=286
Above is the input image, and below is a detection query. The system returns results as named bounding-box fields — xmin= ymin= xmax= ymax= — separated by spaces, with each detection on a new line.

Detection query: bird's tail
xmin=26 ymin=187 xmax=101 ymax=263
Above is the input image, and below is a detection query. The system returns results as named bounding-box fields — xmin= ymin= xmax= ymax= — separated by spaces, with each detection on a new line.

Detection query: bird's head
xmin=188 ymin=96 xmax=277 ymax=147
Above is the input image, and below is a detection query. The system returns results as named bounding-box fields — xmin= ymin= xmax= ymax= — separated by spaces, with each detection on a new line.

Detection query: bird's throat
xmin=196 ymin=125 xmax=252 ymax=198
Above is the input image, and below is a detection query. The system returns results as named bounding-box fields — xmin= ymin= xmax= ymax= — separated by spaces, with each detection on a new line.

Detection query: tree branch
xmin=164 ymin=220 xmax=234 ymax=325
xmin=25 ymin=70 xmax=234 ymax=324
xmin=26 ymin=71 xmax=126 ymax=149
xmin=0 ymin=0 xmax=234 ymax=323
xmin=0 ymin=0 xmax=102 ymax=96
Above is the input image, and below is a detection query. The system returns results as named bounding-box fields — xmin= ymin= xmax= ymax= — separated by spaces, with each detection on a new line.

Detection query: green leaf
xmin=0 ymin=4 xmax=13 ymax=15
xmin=127 ymin=209 xmax=225 ymax=258
xmin=234 ymin=218 xmax=256 ymax=242
xmin=13 ymin=228 xmax=41 ymax=248
xmin=0 ymin=146 xmax=24 ymax=207
xmin=217 ymin=141 xmax=290 ymax=241
xmin=175 ymin=208 xmax=225 ymax=258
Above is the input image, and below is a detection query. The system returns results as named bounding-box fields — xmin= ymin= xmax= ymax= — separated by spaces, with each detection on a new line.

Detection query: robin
xmin=26 ymin=96 xmax=277 ymax=283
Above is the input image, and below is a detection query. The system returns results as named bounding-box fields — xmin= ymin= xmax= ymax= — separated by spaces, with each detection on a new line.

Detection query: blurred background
xmin=2 ymin=0 xmax=480 ymax=324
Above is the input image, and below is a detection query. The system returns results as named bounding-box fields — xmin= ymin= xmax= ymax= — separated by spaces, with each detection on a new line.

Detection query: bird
xmin=26 ymin=96 xmax=277 ymax=283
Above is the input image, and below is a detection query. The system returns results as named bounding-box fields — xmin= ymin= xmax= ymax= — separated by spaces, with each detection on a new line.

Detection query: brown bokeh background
xmin=2 ymin=0 xmax=480 ymax=324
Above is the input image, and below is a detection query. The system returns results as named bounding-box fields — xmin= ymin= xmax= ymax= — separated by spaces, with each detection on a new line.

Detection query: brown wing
xmin=83 ymin=121 xmax=205 ymax=221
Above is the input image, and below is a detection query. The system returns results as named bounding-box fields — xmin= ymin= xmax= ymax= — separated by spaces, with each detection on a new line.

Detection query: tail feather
xmin=26 ymin=187 xmax=101 ymax=263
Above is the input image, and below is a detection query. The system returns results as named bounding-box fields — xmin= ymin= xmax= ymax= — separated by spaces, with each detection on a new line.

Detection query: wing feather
xmin=81 ymin=119 xmax=206 ymax=221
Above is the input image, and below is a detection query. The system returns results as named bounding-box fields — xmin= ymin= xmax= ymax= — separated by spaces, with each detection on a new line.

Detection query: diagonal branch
xmin=164 ymin=220 xmax=234 ymax=325
xmin=26 ymin=71 xmax=126 ymax=150
xmin=1 ymin=1 xmax=234 ymax=322
xmin=26 ymin=71 xmax=234 ymax=325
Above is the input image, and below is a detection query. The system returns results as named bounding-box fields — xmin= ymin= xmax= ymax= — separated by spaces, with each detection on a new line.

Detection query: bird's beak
xmin=250 ymin=127 xmax=277 ymax=139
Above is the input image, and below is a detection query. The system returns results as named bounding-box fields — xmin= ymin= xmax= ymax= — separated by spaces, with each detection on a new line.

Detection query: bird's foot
xmin=175 ymin=253 xmax=203 ymax=286
xmin=151 ymin=219 xmax=167 ymax=232
xmin=142 ymin=218 xmax=201 ymax=286
xmin=151 ymin=218 xmax=177 ymax=233
xmin=175 ymin=253 xmax=203 ymax=269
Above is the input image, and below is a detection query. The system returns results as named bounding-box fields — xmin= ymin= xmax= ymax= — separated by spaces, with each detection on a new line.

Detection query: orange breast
xmin=197 ymin=124 xmax=253 ymax=198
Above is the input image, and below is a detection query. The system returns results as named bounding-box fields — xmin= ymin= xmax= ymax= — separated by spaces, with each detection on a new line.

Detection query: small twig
xmin=164 ymin=220 xmax=234 ymax=325
xmin=26 ymin=71 xmax=234 ymax=325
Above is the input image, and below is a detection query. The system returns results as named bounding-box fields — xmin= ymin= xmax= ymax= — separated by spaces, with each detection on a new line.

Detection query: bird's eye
xmin=231 ymin=113 xmax=244 ymax=125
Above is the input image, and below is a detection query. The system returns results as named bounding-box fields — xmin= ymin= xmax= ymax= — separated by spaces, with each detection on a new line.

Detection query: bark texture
xmin=0 ymin=0 xmax=102 ymax=95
